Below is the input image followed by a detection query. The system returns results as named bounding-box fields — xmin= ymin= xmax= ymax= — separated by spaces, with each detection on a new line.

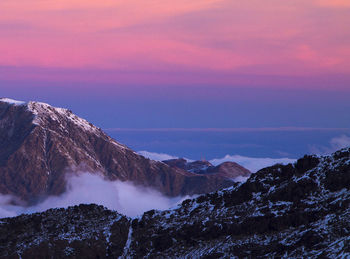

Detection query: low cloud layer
xmin=138 ymin=151 xmax=180 ymax=162
xmin=0 ymin=149 xmax=305 ymax=219
xmin=210 ymin=155 xmax=296 ymax=173
xmin=139 ymin=151 xmax=296 ymax=173
xmin=0 ymin=173 xmax=189 ymax=219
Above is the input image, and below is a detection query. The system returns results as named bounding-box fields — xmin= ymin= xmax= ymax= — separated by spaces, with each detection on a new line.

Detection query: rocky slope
xmin=0 ymin=98 xmax=248 ymax=203
xmin=1 ymin=147 xmax=350 ymax=258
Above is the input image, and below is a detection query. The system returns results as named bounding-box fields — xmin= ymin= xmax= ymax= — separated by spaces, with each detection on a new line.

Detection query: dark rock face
xmin=0 ymin=204 xmax=130 ymax=259
xmin=163 ymin=158 xmax=251 ymax=178
xmin=0 ymin=99 xmax=245 ymax=202
xmin=1 ymin=148 xmax=350 ymax=258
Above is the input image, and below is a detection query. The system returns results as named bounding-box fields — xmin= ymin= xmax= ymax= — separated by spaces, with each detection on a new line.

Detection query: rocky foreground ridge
xmin=0 ymin=98 xmax=249 ymax=203
xmin=1 ymin=147 xmax=350 ymax=258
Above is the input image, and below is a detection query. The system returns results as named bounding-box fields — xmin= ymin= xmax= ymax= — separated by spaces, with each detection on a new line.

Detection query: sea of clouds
xmin=139 ymin=150 xmax=296 ymax=173
xmin=1 ymin=150 xmax=292 ymax=218
xmin=2 ymin=135 xmax=348 ymax=219
xmin=0 ymin=173 xmax=191 ymax=219
xmin=140 ymin=134 xmax=350 ymax=173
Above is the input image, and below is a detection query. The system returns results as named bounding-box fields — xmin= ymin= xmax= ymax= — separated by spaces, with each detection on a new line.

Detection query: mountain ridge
xmin=1 ymin=147 xmax=349 ymax=257
xmin=0 ymin=98 xmax=249 ymax=203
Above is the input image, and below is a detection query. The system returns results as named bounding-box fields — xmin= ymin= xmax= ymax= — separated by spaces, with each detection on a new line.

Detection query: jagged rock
xmin=0 ymin=204 xmax=130 ymax=258
xmin=1 ymin=147 xmax=350 ymax=258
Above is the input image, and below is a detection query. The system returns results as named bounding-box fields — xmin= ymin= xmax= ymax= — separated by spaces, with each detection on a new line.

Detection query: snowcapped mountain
xmin=0 ymin=98 xmax=248 ymax=203
xmin=1 ymin=147 xmax=350 ymax=258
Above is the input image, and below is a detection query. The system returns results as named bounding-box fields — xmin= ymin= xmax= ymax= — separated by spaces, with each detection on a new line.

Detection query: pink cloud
xmin=0 ymin=0 xmax=349 ymax=86
xmin=315 ymin=0 xmax=350 ymax=8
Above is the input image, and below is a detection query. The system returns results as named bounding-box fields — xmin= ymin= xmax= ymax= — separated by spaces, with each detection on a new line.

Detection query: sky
xmin=0 ymin=0 xmax=349 ymax=84
xmin=0 ymin=0 xmax=349 ymax=156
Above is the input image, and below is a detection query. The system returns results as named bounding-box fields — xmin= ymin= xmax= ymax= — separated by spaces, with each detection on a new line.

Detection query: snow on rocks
xmin=0 ymin=98 xmax=26 ymax=106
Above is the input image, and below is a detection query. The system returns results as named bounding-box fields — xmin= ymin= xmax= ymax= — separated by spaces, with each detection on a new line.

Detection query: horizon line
xmin=104 ymin=127 xmax=350 ymax=132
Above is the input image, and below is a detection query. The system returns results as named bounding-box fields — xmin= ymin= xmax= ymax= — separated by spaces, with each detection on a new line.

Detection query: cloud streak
xmin=138 ymin=151 xmax=180 ymax=162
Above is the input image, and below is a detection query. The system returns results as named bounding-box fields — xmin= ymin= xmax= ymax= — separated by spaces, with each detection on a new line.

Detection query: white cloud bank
xmin=0 ymin=150 xmax=301 ymax=219
xmin=138 ymin=151 xmax=179 ymax=161
xmin=210 ymin=155 xmax=296 ymax=173
xmin=139 ymin=151 xmax=296 ymax=173
xmin=0 ymin=173 xmax=189 ymax=219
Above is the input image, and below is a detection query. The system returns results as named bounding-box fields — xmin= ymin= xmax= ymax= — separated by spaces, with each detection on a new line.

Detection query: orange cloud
xmin=315 ymin=0 xmax=350 ymax=7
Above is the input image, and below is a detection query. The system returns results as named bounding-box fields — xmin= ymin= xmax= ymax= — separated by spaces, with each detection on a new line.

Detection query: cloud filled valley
xmin=0 ymin=173 xmax=191 ymax=219
xmin=0 ymin=150 xmax=291 ymax=218
xmin=0 ymin=150 xmax=289 ymax=219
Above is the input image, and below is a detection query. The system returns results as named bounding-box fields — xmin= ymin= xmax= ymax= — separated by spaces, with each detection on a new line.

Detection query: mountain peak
xmin=0 ymin=97 xmax=26 ymax=106
xmin=0 ymin=98 xmax=249 ymax=201
xmin=27 ymin=101 xmax=99 ymax=134
xmin=0 ymin=98 xmax=101 ymax=134
xmin=1 ymin=97 xmax=69 ymax=112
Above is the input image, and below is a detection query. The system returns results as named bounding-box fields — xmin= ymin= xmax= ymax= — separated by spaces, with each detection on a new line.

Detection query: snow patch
xmin=0 ymin=98 xmax=26 ymax=106
xmin=122 ymin=225 xmax=133 ymax=258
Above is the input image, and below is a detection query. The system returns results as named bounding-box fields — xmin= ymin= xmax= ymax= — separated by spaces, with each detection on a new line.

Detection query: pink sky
xmin=0 ymin=0 xmax=349 ymax=89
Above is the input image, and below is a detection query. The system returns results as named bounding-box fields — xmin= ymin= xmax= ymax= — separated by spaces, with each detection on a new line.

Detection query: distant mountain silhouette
xmin=162 ymin=158 xmax=250 ymax=178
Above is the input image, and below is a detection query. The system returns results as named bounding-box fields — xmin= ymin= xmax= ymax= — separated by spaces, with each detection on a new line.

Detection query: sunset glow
xmin=0 ymin=0 xmax=349 ymax=89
